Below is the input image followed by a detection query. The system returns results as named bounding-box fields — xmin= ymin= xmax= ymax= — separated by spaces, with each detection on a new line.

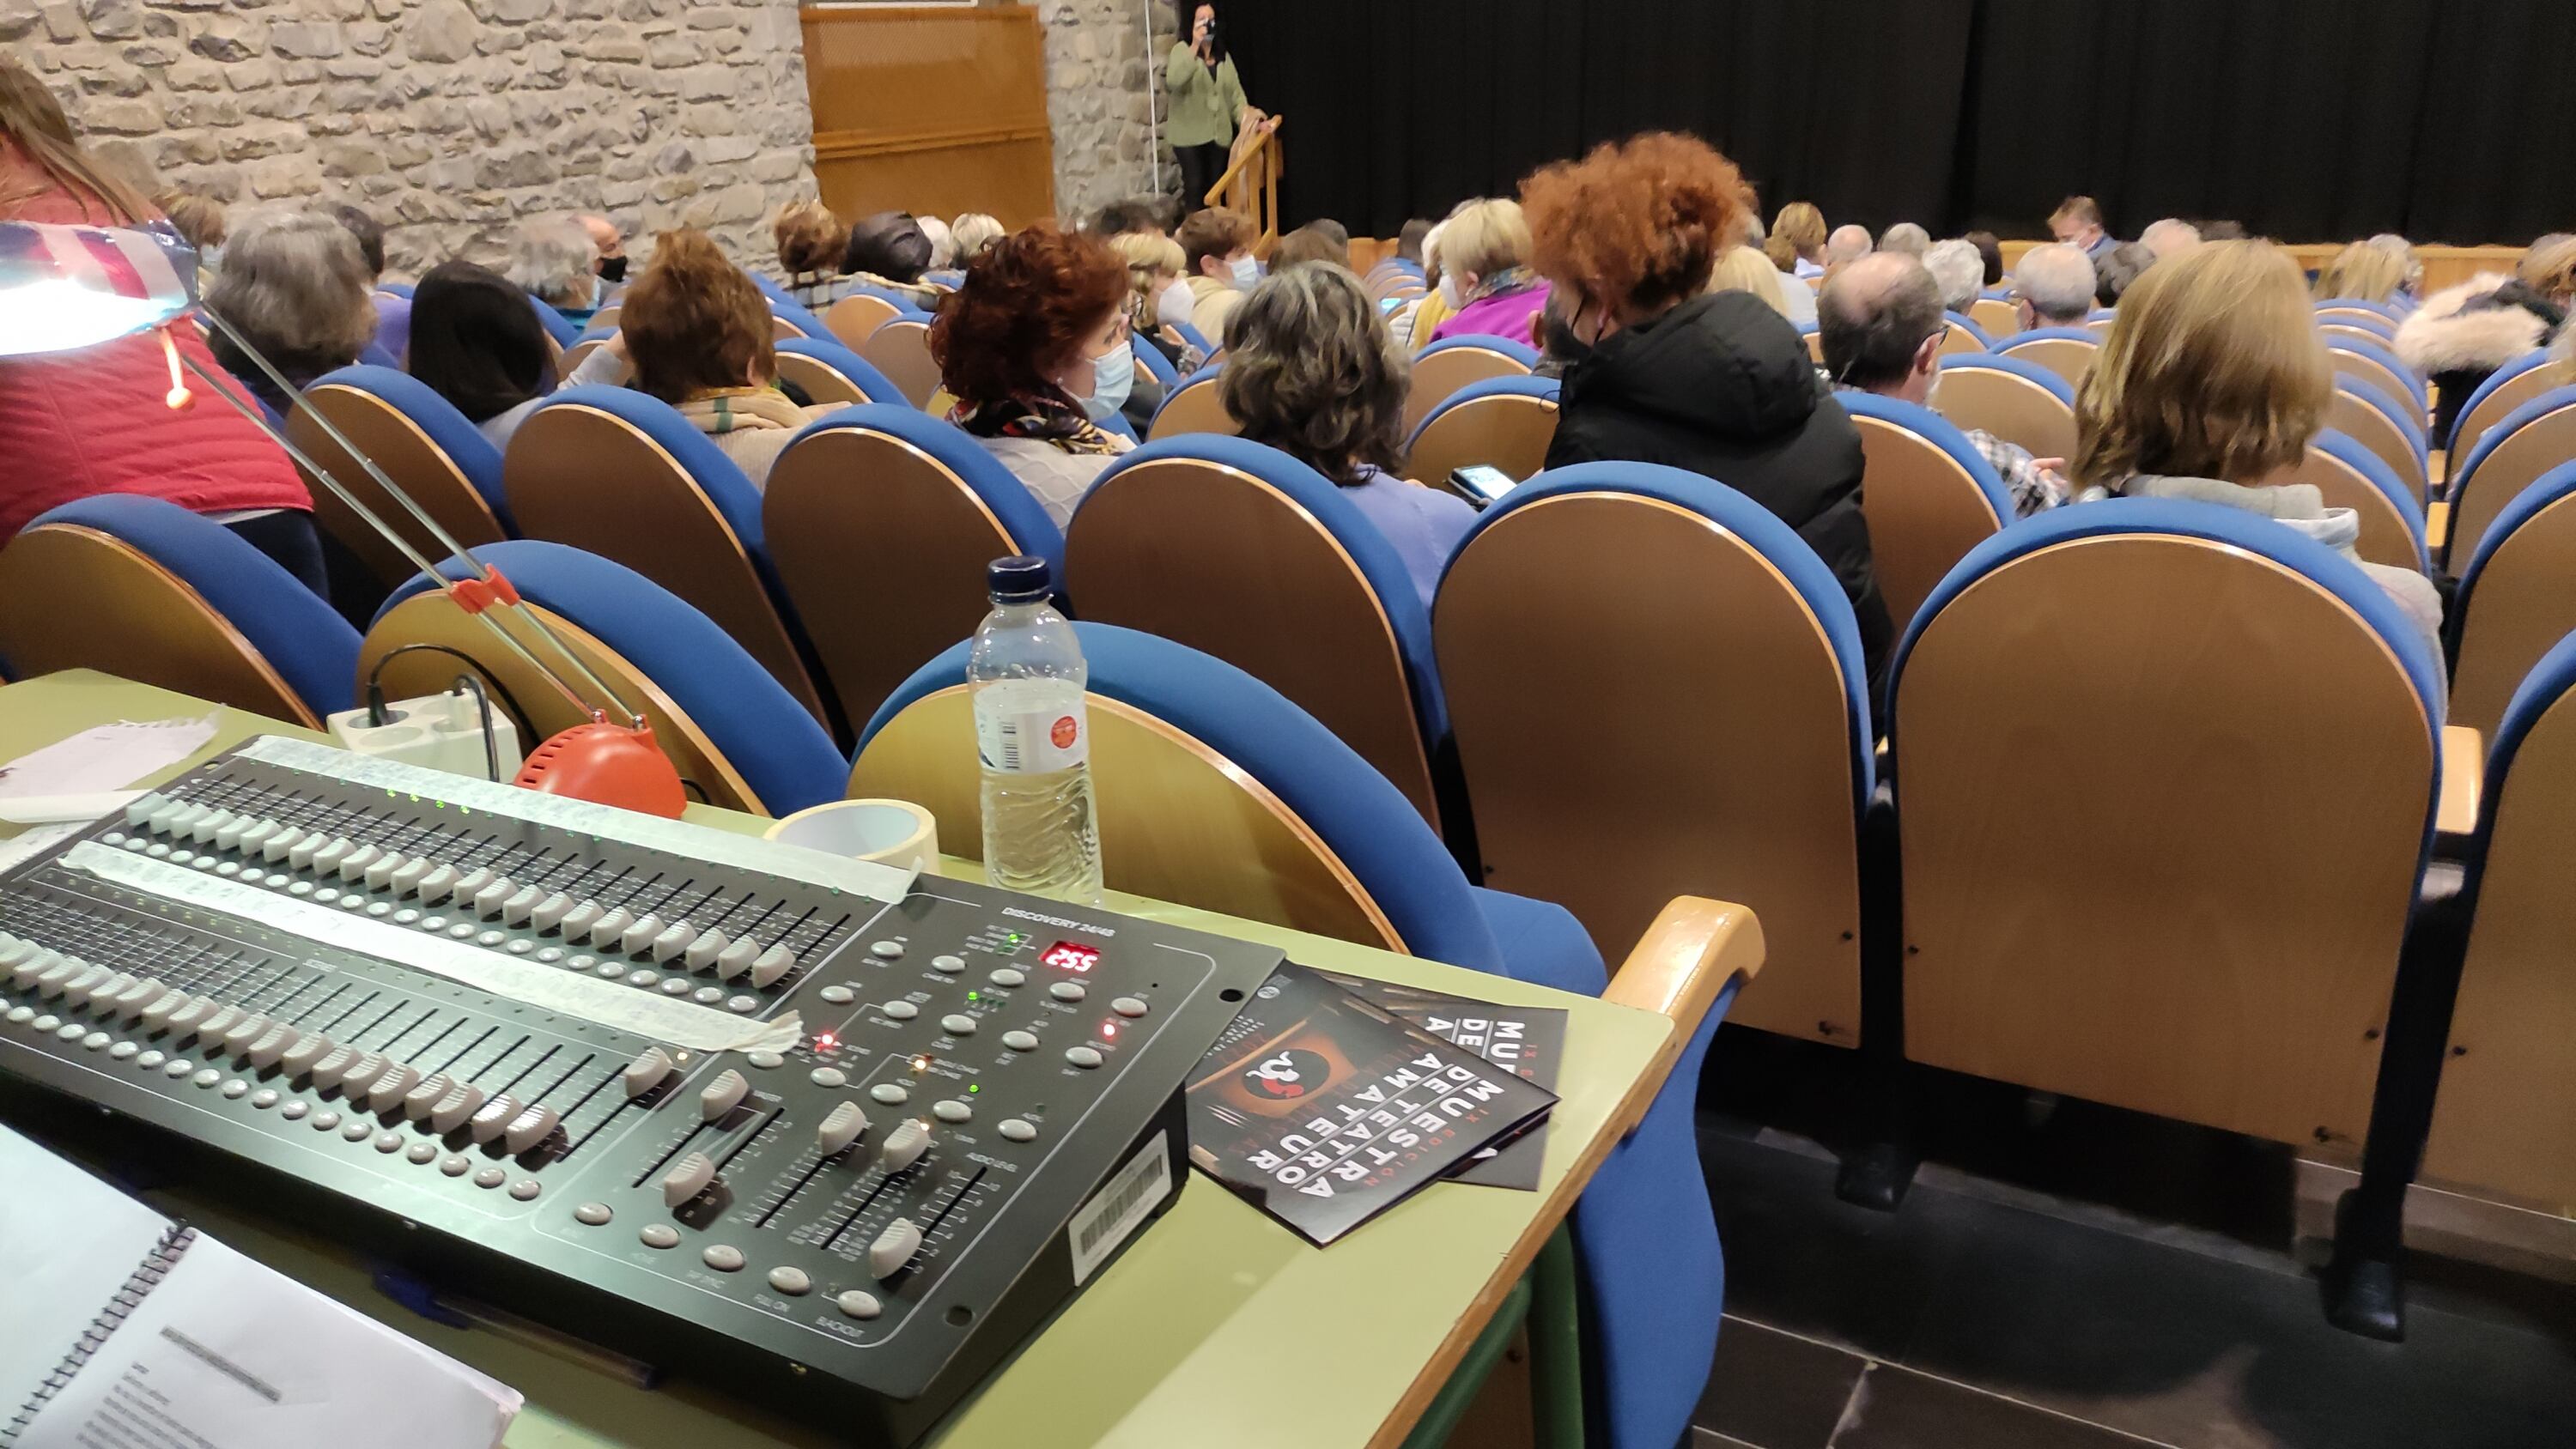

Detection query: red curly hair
xmin=1521 ymin=132 xmax=1752 ymax=320
xmin=930 ymin=223 xmax=1127 ymax=407
xmin=622 ymin=227 xmax=774 ymax=404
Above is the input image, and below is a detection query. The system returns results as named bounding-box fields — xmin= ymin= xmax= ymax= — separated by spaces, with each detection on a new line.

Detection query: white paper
xmin=0 ymin=1127 xmax=175 ymax=1416
xmin=0 ymin=716 xmax=219 ymax=801
xmin=0 ymin=822 xmax=85 ymax=878
xmin=17 ymin=1235 xmax=520 ymax=1449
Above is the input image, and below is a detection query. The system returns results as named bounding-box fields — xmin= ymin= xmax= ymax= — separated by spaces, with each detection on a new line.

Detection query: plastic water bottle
xmin=969 ymin=556 xmax=1103 ymax=904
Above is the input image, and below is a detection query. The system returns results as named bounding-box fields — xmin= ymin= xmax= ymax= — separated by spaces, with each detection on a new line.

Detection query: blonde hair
xmin=2521 ymin=237 xmax=2576 ymax=305
xmin=2312 ymin=240 xmax=2406 ymax=304
xmin=1437 ymin=197 xmax=1533 ymax=284
xmin=2075 ymin=240 xmax=2330 ymax=491
xmin=1773 ymin=201 xmax=1826 ymax=258
xmin=951 ymin=213 xmax=1005 ymax=259
xmin=1705 ymin=244 xmax=1789 ymax=316
xmin=1109 ymin=229 xmax=1184 ymax=326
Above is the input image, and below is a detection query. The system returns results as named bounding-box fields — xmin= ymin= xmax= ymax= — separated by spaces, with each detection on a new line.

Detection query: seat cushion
xmin=1467 ymin=886 xmax=1608 ymax=997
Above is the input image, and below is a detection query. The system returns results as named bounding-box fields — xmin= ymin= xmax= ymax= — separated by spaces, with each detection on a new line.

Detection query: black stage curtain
xmin=1217 ymin=0 xmax=2572 ymax=246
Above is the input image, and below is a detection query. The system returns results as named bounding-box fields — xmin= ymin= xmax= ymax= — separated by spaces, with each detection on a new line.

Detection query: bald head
xmin=2012 ymin=242 xmax=2095 ymax=326
xmin=578 ymin=214 xmax=623 ymax=276
xmin=2139 ymin=218 xmax=2201 ymax=260
xmin=1824 ymin=224 xmax=1873 ymax=265
xmin=1820 ymin=252 xmax=1945 ymax=399
xmin=1878 ymin=221 xmax=1930 ymax=257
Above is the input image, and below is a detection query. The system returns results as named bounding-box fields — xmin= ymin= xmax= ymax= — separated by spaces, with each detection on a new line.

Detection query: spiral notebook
xmin=0 ymin=1125 xmax=519 ymax=1449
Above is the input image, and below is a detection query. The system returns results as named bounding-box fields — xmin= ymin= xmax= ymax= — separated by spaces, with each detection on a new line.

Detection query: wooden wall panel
xmin=801 ymin=6 xmax=1056 ymax=228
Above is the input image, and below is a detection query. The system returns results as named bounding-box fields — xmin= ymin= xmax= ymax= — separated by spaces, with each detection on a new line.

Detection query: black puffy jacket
xmin=1544 ymin=290 xmax=1894 ymax=698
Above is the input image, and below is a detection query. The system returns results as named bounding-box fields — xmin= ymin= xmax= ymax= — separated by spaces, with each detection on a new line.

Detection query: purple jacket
xmin=1432 ymin=282 xmax=1552 ymax=349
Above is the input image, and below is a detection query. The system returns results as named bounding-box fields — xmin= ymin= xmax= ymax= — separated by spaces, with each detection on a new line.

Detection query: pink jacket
xmin=1431 ymin=282 xmax=1552 ymax=349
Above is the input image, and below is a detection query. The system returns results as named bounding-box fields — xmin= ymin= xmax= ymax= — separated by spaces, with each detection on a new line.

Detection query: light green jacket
xmin=1164 ymin=44 xmax=1248 ymax=149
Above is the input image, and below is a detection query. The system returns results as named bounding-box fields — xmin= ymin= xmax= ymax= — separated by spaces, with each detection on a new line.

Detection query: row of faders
xmin=0 ymin=737 xmax=1284 ymax=1445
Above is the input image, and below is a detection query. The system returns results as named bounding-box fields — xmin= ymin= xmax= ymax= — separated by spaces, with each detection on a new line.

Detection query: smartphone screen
xmin=1448 ymin=465 xmax=1517 ymax=509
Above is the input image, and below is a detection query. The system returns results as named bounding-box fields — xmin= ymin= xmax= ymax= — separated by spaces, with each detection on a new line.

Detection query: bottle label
xmin=975 ymin=685 xmax=1089 ymax=773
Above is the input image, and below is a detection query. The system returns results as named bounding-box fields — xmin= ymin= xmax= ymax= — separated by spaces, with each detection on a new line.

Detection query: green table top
xmin=0 ymin=671 xmax=1674 ymax=1449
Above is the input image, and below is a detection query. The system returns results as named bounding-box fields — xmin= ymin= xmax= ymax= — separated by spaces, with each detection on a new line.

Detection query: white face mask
xmin=1438 ymin=275 xmax=1462 ymax=311
xmin=1229 ymin=254 xmax=1260 ymax=289
xmin=1078 ymin=337 xmax=1133 ymax=422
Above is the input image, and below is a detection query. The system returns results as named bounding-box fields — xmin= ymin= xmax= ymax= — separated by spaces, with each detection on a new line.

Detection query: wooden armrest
xmin=2439 ymin=724 xmax=2483 ymax=837
xmin=1605 ymin=897 xmax=1765 ymax=1040
xmin=2426 ymin=500 xmax=2449 ymax=552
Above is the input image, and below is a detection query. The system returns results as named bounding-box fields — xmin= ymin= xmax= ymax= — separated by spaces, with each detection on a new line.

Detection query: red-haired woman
xmin=930 ymin=223 xmax=1133 ymax=527
xmin=1522 ymin=130 xmax=1890 ymax=694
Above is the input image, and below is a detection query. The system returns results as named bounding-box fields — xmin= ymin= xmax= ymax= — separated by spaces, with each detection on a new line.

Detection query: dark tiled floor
xmin=1686 ymin=1030 xmax=2576 ymax=1449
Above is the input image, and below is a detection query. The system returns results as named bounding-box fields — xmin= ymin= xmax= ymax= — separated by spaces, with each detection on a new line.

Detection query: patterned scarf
xmin=1465 ymin=265 xmax=1538 ymax=306
xmin=950 ymin=388 xmax=1122 ymax=455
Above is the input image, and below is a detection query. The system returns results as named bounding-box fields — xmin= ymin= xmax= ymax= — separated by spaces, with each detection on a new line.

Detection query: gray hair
xmin=509 ymin=216 xmax=598 ymax=309
xmin=917 ymin=215 xmax=955 ymax=270
xmin=1819 ymin=252 xmax=1943 ymax=391
xmin=1878 ymin=221 xmax=1930 ymax=257
xmin=2139 ymin=218 xmax=2202 ymax=259
xmin=1218 ymin=263 xmax=1410 ymax=487
xmin=203 ymin=206 xmax=376 ymax=378
xmin=2013 ymin=242 xmax=2096 ymax=325
xmin=1824 ymin=224 xmax=1873 ymax=264
xmin=951 ymin=213 xmax=1005 ymax=259
xmin=1923 ymin=239 xmax=1984 ymax=312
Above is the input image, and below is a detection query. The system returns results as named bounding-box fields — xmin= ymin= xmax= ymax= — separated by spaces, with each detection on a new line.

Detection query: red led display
xmin=1042 ymin=941 xmax=1102 ymax=973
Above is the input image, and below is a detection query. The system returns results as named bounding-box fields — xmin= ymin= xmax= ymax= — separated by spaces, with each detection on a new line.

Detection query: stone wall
xmin=1 ymin=0 xmax=818 ymax=276
xmin=1031 ymin=0 xmax=1166 ymax=223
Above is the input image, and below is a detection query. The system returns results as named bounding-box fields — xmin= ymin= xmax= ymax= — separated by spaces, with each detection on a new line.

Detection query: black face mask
xmin=597 ymin=255 xmax=628 ymax=284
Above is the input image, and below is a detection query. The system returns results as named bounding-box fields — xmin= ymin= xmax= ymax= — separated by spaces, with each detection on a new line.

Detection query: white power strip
xmin=327 ymin=690 xmax=523 ymax=782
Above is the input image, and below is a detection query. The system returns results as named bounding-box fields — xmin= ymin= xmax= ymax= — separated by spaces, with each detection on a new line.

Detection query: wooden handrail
xmin=1204 ymin=118 xmax=1285 ymax=253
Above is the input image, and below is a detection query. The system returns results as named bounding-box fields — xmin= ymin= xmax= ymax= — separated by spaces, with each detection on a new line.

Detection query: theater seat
xmin=822 ymin=293 xmax=901 ymax=350
xmin=1933 ymin=353 xmax=2077 ymax=464
xmin=2448 ymin=461 xmax=2576 ymax=735
xmin=860 ymin=315 xmax=942 ymax=409
xmin=1838 ymin=392 xmax=2014 ymax=630
xmin=2446 ymin=349 xmax=2564 ymax=459
xmin=763 ymin=291 xmax=833 ymax=343
xmin=1992 ymin=325 xmax=2100 ymax=389
xmin=369 ymin=541 xmax=845 ymax=816
xmin=2445 ymin=383 xmax=2576 ymax=567
xmin=1938 ymin=310 xmax=1990 ymax=355
xmin=772 ymin=337 xmax=904 ymax=408
xmin=2082 ymin=307 xmax=2117 ymax=338
xmin=1402 ymin=374 xmax=1561 ymax=485
xmin=288 ymin=364 xmax=514 ymax=596
xmin=1967 ymin=296 xmax=2021 ymax=343
xmin=764 ymin=404 xmax=1064 ymax=731
xmin=1128 ymin=333 xmax=1180 ymax=391
xmin=2293 ymin=427 xmax=2430 ymax=572
xmin=2328 ymin=335 xmax=2430 ymax=416
xmin=2329 ymin=379 xmax=2431 ymax=504
xmin=0 ymin=494 xmax=360 ymax=727
xmin=1889 ymin=499 xmax=2442 ymax=1151
xmin=1405 ymin=336 xmax=1538 ymax=440
xmin=1145 ymin=364 xmax=1234 ymax=440
xmin=854 ymin=623 xmax=1757 ymax=1449
xmin=1436 ymin=463 xmax=1873 ymax=1045
xmin=526 ymin=294 xmax=580 ymax=347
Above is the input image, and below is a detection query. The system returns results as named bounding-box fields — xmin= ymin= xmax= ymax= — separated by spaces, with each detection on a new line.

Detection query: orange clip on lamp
xmin=0 ymin=220 xmax=685 ymax=816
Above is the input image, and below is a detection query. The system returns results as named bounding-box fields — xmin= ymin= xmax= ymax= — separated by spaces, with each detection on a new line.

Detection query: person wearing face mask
xmin=1820 ymin=253 xmax=2065 ymax=518
xmin=1426 ymin=198 xmax=1551 ymax=347
xmin=1524 ymin=130 xmax=1892 ymax=698
xmin=1176 ymin=206 xmax=1259 ymax=348
xmin=580 ymin=214 xmax=628 ymax=287
xmin=929 ymin=224 xmax=1136 ymax=528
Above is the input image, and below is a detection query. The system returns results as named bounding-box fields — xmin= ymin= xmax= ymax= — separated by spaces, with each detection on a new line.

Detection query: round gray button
xmin=474 ymin=1167 xmax=507 ymax=1189
xmin=702 ymin=1244 xmax=744 ymax=1271
xmin=193 ymin=1068 xmax=223 ymax=1088
xmin=374 ymin=1131 xmax=404 ymax=1153
xmin=940 ymin=1014 xmax=978 ymax=1036
xmin=250 ymin=1088 xmax=279 ymax=1108
xmin=819 ymin=985 xmax=855 ymax=1005
xmin=747 ymin=1051 xmax=785 ymax=1070
xmin=138 ymin=1050 xmax=167 ymax=1070
xmin=727 ymin=995 xmax=759 ymax=1013
xmin=596 ymin=962 xmax=624 ymax=978
xmin=640 ymin=1224 xmax=679 ymax=1249
xmin=395 ymin=909 xmax=422 ymax=925
xmin=870 ymin=1083 xmax=908 ymax=1106
xmin=221 ymin=1078 xmax=250 ymax=1098
xmin=343 ymin=1119 xmax=374 ymax=1142
xmin=82 ymin=1030 xmax=112 ymax=1051
xmin=535 ymin=947 xmax=562 ymax=963
xmin=111 ymin=1040 xmax=140 ymax=1060
xmin=575 ymin=1203 xmax=615 ymax=1226
xmin=932 ymin=954 xmax=967 ymax=973
xmin=1001 ymin=1030 xmax=1040 ymax=1052
xmin=809 ymin=1067 xmax=847 ymax=1088
xmin=659 ymin=977 xmax=693 ymax=996
xmin=509 ymin=1179 xmax=541 ymax=1201
xmin=448 ymin=924 xmax=476 ymax=939
xmin=367 ymin=901 xmax=391 ymax=917
xmin=1111 ymin=997 xmax=1149 ymax=1018
xmin=988 ymin=968 xmax=1027 ymax=987
xmin=507 ymin=939 xmax=535 ymax=955
xmin=419 ymin=915 xmax=447 ymax=931
xmin=767 ymin=1266 xmax=811 ymax=1295
xmin=693 ymin=986 xmax=723 ymax=1005
xmin=161 ymin=1057 xmax=192 ymax=1077
xmin=999 ymin=1119 xmax=1037 ymax=1143
xmin=626 ymin=969 xmax=659 ymax=988
xmin=1064 ymin=1046 xmax=1103 ymax=1069
xmin=882 ymin=1000 xmax=919 ymax=1021
xmin=440 ymin=1155 xmax=471 ymax=1177
xmin=406 ymin=1141 xmax=440 ymax=1164
xmin=477 ymin=930 xmax=508 ymax=948
xmin=569 ymin=954 xmax=598 ymax=970
xmin=281 ymin=1100 xmax=310 ymax=1120
xmin=56 ymin=1022 xmax=84 ymax=1041
xmin=1049 ymin=981 xmax=1087 ymax=1003
xmin=932 ymin=1099 xmax=970 ymax=1124
xmin=837 ymin=1290 xmax=882 ymax=1319
xmin=869 ymin=940 xmax=906 ymax=960
xmin=4 ymin=1006 xmax=30 ymax=1024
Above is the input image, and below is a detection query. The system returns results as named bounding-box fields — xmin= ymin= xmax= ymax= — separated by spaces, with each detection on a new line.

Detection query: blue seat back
xmin=773 ymin=336 xmax=905 ymax=406
xmin=1889 ymin=499 xmax=2441 ymax=1147
xmin=2335 ymin=373 xmax=2429 ymax=460
xmin=1066 ymin=436 xmax=1450 ymax=826
xmin=2327 ymin=333 xmax=2430 ymax=411
xmin=1990 ymin=324 xmax=2102 ymax=388
xmin=2448 ymin=383 xmax=2576 ymax=566
xmin=1836 ymin=391 xmax=2014 ymax=629
xmin=1932 ymin=352 xmax=2078 ymax=464
xmin=1401 ymin=373 xmax=1563 ymax=484
xmin=1996 ymin=324 xmax=2101 ymax=353
xmin=2450 ymin=460 xmax=2576 ymax=734
xmin=2300 ymin=427 xmax=2430 ymax=571
xmin=1414 ymin=333 xmax=1540 ymax=367
xmin=1129 ymin=333 xmax=1180 ymax=389
xmin=374 ymin=541 xmax=845 ymax=815
xmin=289 ymin=364 xmax=517 ymax=595
xmin=1145 ymin=363 xmax=1233 ymax=440
xmin=2315 ymin=296 xmax=2403 ymax=323
xmin=1170 ymin=319 xmax=1213 ymax=356
xmin=526 ymin=294 xmax=580 ymax=346
xmin=766 ymin=291 xmax=833 ymax=342
xmin=1937 ymin=351 xmax=2075 ymax=403
xmin=4 ymin=494 xmax=360 ymax=723
xmin=1941 ymin=309 xmax=1992 ymax=349
xmin=2447 ymin=348 xmax=2559 ymax=456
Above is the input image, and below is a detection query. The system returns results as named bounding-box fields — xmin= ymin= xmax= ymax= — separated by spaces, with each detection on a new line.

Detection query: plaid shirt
xmin=1959 ymin=421 xmax=2069 ymax=518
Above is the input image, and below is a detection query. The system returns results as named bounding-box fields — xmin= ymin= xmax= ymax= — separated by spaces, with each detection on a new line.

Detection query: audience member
xmin=929 ymin=223 xmax=1134 ymax=526
xmin=844 ymin=210 xmax=941 ymax=307
xmin=408 ymin=259 xmax=600 ymax=452
xmin=1103 ymin=230 xmax=1182 ymax=426
xmin=1394 ymin=218 xmax=1432 ymax=266
xmin=1093 ymin=196 xmax=1170 ymax=239
xmin=1304 ymin=217 xmax=1350 ymax=253
xmin=0 ymin=54 xmax=316 ymax=585
xmin=1177 ymin=205 xmax=1258 ymax=345
xmin=1963 ymin=229 xmax=2004 ymax=287
xmin=1757 ymin=236 xmax=1820 ymax=324
xmin=773 ymin=200 xmax=855 ymax=310
xmin=1396 ymin=216 xmax=1456 ymax=347
xmin=1429 ymin=197 xmax=1549 ymax=345
xmin=1878 ymin=221 xmax=1929 ymax=257
xmin=2524 ymin=234 xmax=2574 ymax=287
xmin=205 ymin=208 xmax=379 ymax=419
xmin=2368 ymin=233 xmax=2421 ymax=300
xmin=326 ymin=202 xmax=406 ymax=366
xmin=579 ymin=214 xmax=626 ymax=285
xmin=1522 ymin=130 xmax=1891 ymax=694
xmin=2050 ymin=195 xmax=2116 ymax=258
xmin=162 ymin=190 xmax=226 ymax=264
xmin=2138 ymin=218 xmax=2202 ymax=260
xmin=1823 ymin=224 xmax=1872 ymax=275
xmin=1820 ymin=253 xmax=2065 ymax=518
xmin=2312 ymin=239 xmax=2405 ymax=304
xmin=2093 ymin=241 xmax=2153 ymax=306
xmin=2201 ymin=220 xmax=2247 ymax=241
xmin=1774 ymin=201 xmax=1828 ymax=278
xmin=509 ymin=215 xmax=602 ymax=328
xmin=1271 ymin=223 xmax=1346 ymax=271
xmin=2011 ymin=242 xmax=2098 ymax=329
xmin=2074 ymin=240 xmax=2441 ymax=672
xmin=951 ymin=212 xmax=1005 ymax=260
xmin=919 ymin=215 xmax=956 ymax=272
xmin=1221 ymin=264 xmax=1474 ymax=606
xmin=1922 ymin=238 xmax=1984 ymax=315
xmin=1709 ymin=243 xmax=1805 ymax=324
xmin=618 ymin=228 xmax=829 ymax=490
xmin=2397 ymin=237 xmax=2573 ymax=447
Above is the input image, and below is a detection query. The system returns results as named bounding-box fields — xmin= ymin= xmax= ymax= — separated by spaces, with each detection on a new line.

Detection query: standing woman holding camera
xmin=1165 ymin=4 xmax=1275 ymax=208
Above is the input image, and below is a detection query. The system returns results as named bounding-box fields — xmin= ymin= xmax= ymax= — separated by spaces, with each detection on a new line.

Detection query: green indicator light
xmin=968 ymin=1084 xmax=980 ymax=1094
xmin=967 ymin=991 xmax=979 ymax=1002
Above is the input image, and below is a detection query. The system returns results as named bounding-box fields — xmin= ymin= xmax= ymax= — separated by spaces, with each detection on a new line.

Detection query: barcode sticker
xmin=1067 ymin=1132 xmax=1171 ymax=1285
xmin=974 ymin=682 xmax=1089 ymax=774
